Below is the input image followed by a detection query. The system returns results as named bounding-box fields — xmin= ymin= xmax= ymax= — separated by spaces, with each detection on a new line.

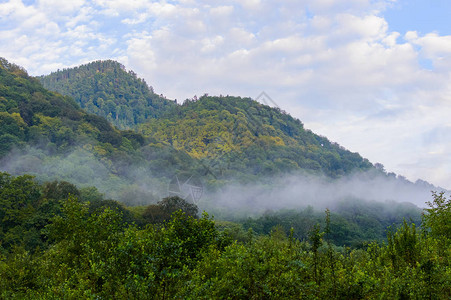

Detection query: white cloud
xmin=93 ymin=0 xmax=149 ymax=14
xmin=147 ymin=2 xmax=177 ymax=17
xmin=38 ymin=0 xmax=85 ymax=14
xmin=237 ymin=0 xmax=262 ymax=10
xmin=228 ymin=27 xmax=255 ymax=46
xmin=201 ymin=35 xmax=224 ymax=53
xmin=209 ymin=5 xmax=234 ymax=16
xmin=65 ymin=6 xmax=93 ymax=28
xmin=122 ymin=13 xmax=148 ymax=25
xmin=334 ymin=14 xmax=387 ymax=41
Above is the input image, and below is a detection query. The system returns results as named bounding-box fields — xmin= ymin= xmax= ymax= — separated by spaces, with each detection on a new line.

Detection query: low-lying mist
xmin=0 ymin=146 xmax=442 ymax=219
xmin=0 ymin=146 xmax=167 ymax=205
xmin=199 ymin=170 xmax=439 ymax=219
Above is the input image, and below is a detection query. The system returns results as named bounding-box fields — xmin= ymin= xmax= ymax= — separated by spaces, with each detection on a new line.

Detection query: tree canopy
xmin=138 ymin=94 xmax=373 ymax=179
xmin=39 ymin=60 xmax=175 ymax=129
xmin=0 ymin=171 xmax=449 ymax=299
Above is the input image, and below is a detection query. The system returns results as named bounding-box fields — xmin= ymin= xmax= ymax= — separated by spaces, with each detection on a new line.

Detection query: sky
xmin=1 ymin=0 xmax=451 ymax=189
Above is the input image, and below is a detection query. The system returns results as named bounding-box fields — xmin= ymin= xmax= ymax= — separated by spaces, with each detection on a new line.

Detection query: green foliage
xmin=157 ymin=196 xmax=198 ymax=218
xmin=0 ymin=176 xmax=450 ymax=299
xmin=0 ymin=172 xmax=42 ymax=251
xmin=387 ymin=220 xmax=419 ymax=270
xmin=241 ymin=200 xmax=422 ymax=246
xmin=39 ymin=60 xmax=175 ymax=129
xmin=424 ymin=191 xmax=451 ymax=244
xmin=142 ymin=196 xmax=199 ymax=224
xmin=181 ymin=230 xmax=311 ymax=299
xmin=138 ymin=95 xmax=373 ymax=178
xmin=0 ymin=172 xmax=144 ymax=255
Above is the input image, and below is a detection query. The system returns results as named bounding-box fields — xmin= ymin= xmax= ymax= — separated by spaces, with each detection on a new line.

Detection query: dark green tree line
xmin=0 ymin=171 xmax=450 ymax=299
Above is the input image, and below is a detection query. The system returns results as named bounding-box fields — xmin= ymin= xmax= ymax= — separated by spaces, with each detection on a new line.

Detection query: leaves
xmin=424 ymin=191 xmax=451 ymax=243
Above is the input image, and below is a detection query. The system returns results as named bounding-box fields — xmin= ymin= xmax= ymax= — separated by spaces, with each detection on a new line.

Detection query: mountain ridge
xmin=37 ymin=60 xmax=375 ymax=178
xmin=138 ymin=94 xmax=374 ymax=178
xmin=0 ymin=57 xmax=445 ymax=207
xmin=38 ymin=60 xmax=175 ymax=129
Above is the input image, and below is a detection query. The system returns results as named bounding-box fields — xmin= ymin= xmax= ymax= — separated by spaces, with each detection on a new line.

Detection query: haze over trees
xmin=0 ymin=57 xmax=443 ymax=202
xmin=0 ymin=172 xmax=449 ymax=299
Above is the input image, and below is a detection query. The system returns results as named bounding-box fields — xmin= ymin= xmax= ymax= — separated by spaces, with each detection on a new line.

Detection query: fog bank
xmin=199 ymin=171 xmax=440 ymax=218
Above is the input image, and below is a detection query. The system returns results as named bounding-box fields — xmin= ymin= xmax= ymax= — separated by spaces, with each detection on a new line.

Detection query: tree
xmin=142 ymin=196 xmax=198 ymax=224
xmin=0 ymin=172 xmax=42 ymax=251
xmin=423 ymin=191 xmax=451 ymax=244
xmin=161 ymin=196 xmax=198 ymax=216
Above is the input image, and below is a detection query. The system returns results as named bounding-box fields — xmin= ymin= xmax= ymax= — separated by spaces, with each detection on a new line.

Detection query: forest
xmin=1 ymin=58 xmax=450 ymax=298
xmin=0 ymin=58 xmax=197 ymax=203
xmin=40 ymin=62 xmax=375 ymax=179
xmin=0 ymin=172 xmax=450 ymax=298
xmin=38 ymin=60 xmax=174 ymax=129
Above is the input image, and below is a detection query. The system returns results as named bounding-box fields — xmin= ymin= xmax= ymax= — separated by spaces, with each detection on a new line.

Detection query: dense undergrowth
xmin=1 ymin=172 xmax=450 ymax=299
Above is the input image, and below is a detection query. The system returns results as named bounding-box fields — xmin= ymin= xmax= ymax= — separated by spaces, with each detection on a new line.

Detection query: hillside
xmin=37 ymin=60 xmax=373 ymax=178
xmin=138 ymin=95 xmax=373 ymax=179
xmin=0 ymin=58 xmax=195 ymax=204
xmin=38 ymin=60 xmax=175 ymax=129
xmin=35 ymin=60 xmax=377 ymax=181
xmin=0 ymin=58 xmax=444 ymax=209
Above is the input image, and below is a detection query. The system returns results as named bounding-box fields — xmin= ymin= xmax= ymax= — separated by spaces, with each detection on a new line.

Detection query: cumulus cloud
xmin=1 ymin=0 xmax=451 ymax=188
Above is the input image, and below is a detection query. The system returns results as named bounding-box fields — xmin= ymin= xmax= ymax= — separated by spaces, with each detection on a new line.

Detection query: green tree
xmin=423 ymin=191 xmax=451 ymax=244
xmin=0 ymin=172 xmax=42 ymax=251
xmin=143 ymin=196 xmax=199 ymax=224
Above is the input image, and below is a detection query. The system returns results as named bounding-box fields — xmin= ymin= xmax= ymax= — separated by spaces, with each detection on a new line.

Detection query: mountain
xmin=0 ymin=57 xmax=196 ymax=204
xmin=34 ymin=60 xmax=408 ymax=179
xmin=138 ymin=95 xmax=373 ymax=179
xmin=36 ymin=60 xmax=376 ymax=180
xmin=38 ymin=60 xmax=175 ymax=129
xmin=0 ymin=58 xmax=444 ymax=208
xmin=35 ymin=60 xmax=373 ymax=179
xmin=2 ymin=62 xmax=449 ymax=300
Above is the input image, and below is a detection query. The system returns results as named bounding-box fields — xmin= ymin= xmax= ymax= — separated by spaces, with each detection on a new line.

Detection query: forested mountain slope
xmin=36 ymin=60 xmax=376 ymax=179
xmin=38 ymin=60 xmax=174 ymax=129
xmin=139 ymin=95 xmax=373 ymax=178
xmin=37 ymin=60 xmax=374 ymax=177
xmin=0 ymin=58 xmax=443 ymax=207
xmin=0 ymin=58 xmax=195 ymax=203
xmin=0 ymin=58 xmax=85 ymax=156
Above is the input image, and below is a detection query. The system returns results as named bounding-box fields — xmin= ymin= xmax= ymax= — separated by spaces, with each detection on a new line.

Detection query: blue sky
xmin=1 ymin=0 xmax=451 ymax=189
xmin=385 ymin=0 xmax=451 ymax=35
xmin=383 ymin=0 xmax=451 ymax=70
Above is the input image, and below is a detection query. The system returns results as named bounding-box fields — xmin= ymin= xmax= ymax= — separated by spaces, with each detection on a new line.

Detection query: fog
xmin=199 ymin=170 xmax=440 ymax=218
xmin=0 ymin=146 xmax=443 ymax=217
xmin=0 ymin=146 xmax=167 ymax=205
